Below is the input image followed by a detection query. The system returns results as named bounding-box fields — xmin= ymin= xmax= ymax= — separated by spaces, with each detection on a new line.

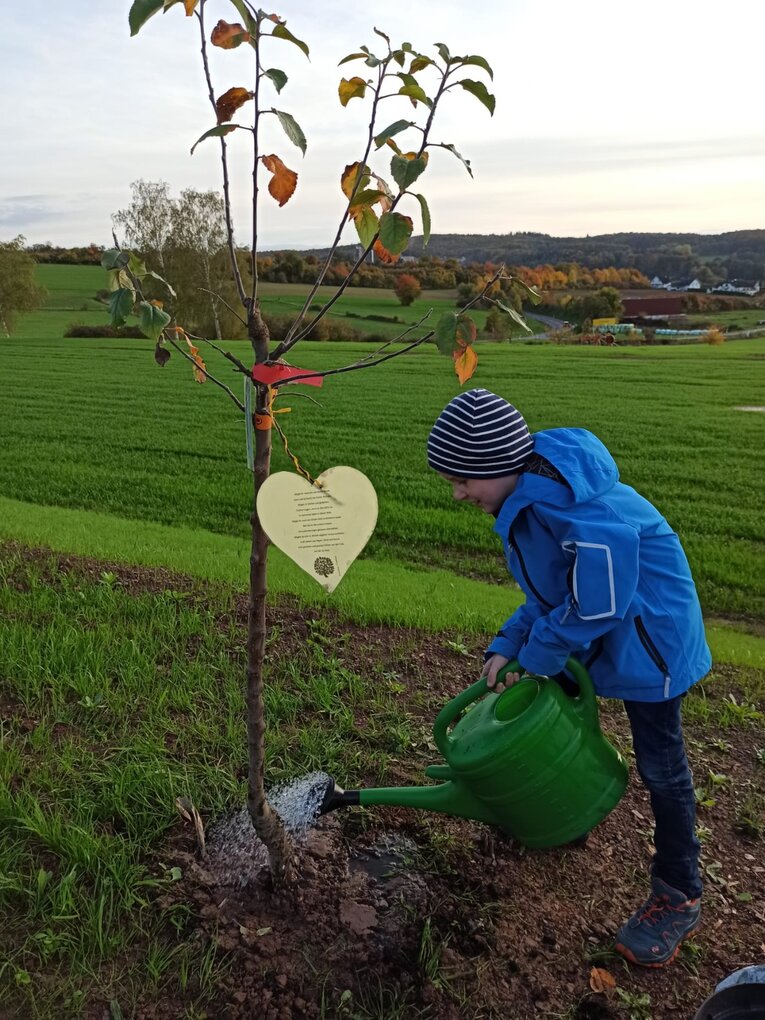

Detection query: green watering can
xmin=320 ymin=657 xmax=628 ymax=847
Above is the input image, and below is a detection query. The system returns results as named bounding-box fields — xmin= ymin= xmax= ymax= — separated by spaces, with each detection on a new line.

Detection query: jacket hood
xmin=494 ymin=428 xmax=619 ymax=534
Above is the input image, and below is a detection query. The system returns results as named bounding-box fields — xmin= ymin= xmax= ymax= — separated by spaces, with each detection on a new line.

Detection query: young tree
xmin=120 ymin=0 xmax=529 ymax=884
xmin=168 ymin=188 xmax=230 ymax=339
xmin=113 ymin=179 xmax=174 ymax=272
xmin=393 ymin=273 xmax=421 ymax=306
xmin=0 ymin=236 xmax=46 ymax=336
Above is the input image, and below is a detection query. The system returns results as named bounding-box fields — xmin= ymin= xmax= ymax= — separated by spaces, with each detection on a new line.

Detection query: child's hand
xmin=481 ymin=654 xmax=521 ymax=692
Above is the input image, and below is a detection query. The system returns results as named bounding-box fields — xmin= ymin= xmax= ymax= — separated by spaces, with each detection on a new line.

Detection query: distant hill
xmin=292 ymin=230 xmax=765 ymax=285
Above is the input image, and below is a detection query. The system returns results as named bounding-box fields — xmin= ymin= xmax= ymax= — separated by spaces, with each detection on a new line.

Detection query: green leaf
xmin=109 ymin=288 xmax=135 ymax=328
xmin=457 ymin=54 xmax=494 ymax=79
xmin=273 ymin=109 xmax=307 ymax=155
xmin=190 ymin=123 xmax=238 ymax=155
xmin=457 ymin=79 xmax=495 ymax=115
xmin=391 ymin=49 xmax=405 ymax=67
xmin=146 ymin=270 xmax=177 ymax=299
xmin=128 ymin=0 xmax=164 ymax=36
xmin=352 ymin=206 xmax=379 ymax=249
xmin=434 ymin=312 xmax=476 ymax=354
xmin=364 ymin=54 xmax=381 ymax=68
xmin=440 ymin=142 xmax=473 ymax=178
xmin=127 ymin=253 xmax=147 ymax=277
xmin=101 ymin=249 xmax=130 ymax=271
xmin=138 ymin=301 xmax=171 ymax=342
xmin=413 ymin=193 xmax=431 ymax=247
xmin=338 ymin=52 xmax=368 ymax=66
xmin=398 ymin=83 xmax=430 ymax=106
xmin=434 ymin=42 xmax=451 ymax=64
xmin=391 ymin=154 xmax=427 ymax=192
xmin=495 ymin=299 xmax=531 ymax=333
xmin=271 ymin=23 xmax=309 ymax=59
xmin=373 ymin=27 xmax=390 ymax=45
xmin=107 ymin=268 xmax=133 ymax=293
xmin=350 ymin=189 xmax=385 ymax=207
xmin=378 ymin=212 xmax=413 ymax=256
xmin=228 ymin=0 xmax=258 ymax=39
xmin=264 ymin=68 xmax=288 ymax=93
xmin=409 ymin=55 xmax=432 ymax=73
xmin=374 ymin=119 xmax=415 ymax=149
xmin=513 ymin=278 xmax=542 ymax=305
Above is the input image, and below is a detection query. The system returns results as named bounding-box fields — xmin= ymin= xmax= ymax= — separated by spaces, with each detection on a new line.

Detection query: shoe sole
xmin=614 ymin=926 xmax=699 ymax=969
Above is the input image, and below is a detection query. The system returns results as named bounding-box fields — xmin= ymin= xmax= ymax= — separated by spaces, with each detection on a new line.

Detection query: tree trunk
xmin=245 ymin=308 xmax=296 ymax=885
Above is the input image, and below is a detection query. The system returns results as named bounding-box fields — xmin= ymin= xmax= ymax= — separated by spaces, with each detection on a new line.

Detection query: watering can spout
xmin=319 ymin=778 xmax=361 ymax=815
xmin=318 ymin=774 xmax=500 ymax=828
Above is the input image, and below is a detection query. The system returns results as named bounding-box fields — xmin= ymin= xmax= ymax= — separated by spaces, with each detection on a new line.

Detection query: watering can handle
xmin=433 ymin=656 xmax=597 ymax=757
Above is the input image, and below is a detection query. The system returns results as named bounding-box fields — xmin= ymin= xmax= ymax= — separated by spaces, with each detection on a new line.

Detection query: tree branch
xmin=250 ymin=18 xmax=262 ymax=309
xmin=165 ymin=334 xmax=246 ymax=410
xmin=274 ymin=268 xmax=503 ymax=385
xmin=183 ymin=327 xmax=251 ymax=376
xmin=270 ymin=64 xmax=387 ymax=358
xmin=198 ymin=286 xmax=248 ymax=327
xmin=274 ymin=60 xmax=454 ymax=355
xmin=196 ymin=1 xmax=247 ymax=307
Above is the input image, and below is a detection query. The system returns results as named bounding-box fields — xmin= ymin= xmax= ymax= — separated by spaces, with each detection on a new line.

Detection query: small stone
xmin=294 ymin=998 xmax=306 ymax=1012
xmin=275 ymin=973 xmax=288 ymax=988
xmin=232 ymin=991 xmax=247 ymax=1004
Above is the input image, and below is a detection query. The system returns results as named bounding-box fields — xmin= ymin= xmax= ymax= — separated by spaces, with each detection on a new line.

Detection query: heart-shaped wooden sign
xmin=256 ymin=466 xmax=378 ymax=592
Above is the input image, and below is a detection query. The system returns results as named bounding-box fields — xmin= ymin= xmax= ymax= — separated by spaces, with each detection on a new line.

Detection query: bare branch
xmin=183 ymin=328 xmax=251 ymax=375
xmin=250 ymin=17 xmax=262 ymax=309
xmin=165 ymin=333 xmax=246 ymax=411
xmin=270 ymin=62 xmax=388 ymax=358
xmin=198 ymin=286 xmax=248 ymax=327
xmin=275 ymin=267 xmax=503 ymax=385
xmin=197 ymin=1 xmax=247 ymax=308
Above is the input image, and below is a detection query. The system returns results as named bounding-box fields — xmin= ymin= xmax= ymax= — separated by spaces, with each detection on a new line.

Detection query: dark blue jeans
xmin=624 ymin=696 xmax=702 ymax=899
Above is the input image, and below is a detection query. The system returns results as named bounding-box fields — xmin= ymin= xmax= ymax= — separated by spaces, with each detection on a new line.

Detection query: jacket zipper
xmin=508 ymin=526 xmax=554 ymax=609
xmin=634 ymin=615 xmax=672 ymax=697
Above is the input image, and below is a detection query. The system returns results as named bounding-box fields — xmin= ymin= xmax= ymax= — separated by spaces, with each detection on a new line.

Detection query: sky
xmin=1 ymin=0 xmax=764 ymax=249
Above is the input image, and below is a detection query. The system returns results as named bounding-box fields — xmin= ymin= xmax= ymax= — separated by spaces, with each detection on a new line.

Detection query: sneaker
xmin=615 ymin=878 xmax=701 ymax=968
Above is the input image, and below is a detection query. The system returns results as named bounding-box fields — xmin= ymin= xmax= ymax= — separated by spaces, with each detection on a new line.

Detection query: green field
xmin=2 ymin=265 xmax=765 ymax=619
xmin=684 ymin=308 xmax=765 ymax=330
xmin=35 ymin=263 xmax=546 ymax=341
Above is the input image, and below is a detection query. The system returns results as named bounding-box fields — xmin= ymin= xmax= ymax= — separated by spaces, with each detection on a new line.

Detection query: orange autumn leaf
xmin=588 ymin=968 xmax=617 ymax=995
xmin=340 ymin=161 xmax=370 ymax=201
xmin=372 ymin=238 xmax=399 ymax=264
xmin=261 ymin=153 xmax=298 ymax=206
xmin=183 ymin=0 xmax=199 ymax=14
xmin=211 ymin=20 xmax=250 ymax=48
xmin=453 ymin=344 xmax=477 ymax=385
xmin=215 ymin=86 xmax=253 ymax=123
xmin=149 ymin=298 xmax=164 ymax=309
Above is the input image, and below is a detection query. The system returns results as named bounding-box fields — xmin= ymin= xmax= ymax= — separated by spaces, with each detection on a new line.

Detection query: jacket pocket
xmin=634 ymin=615 xmax=672 ymax=697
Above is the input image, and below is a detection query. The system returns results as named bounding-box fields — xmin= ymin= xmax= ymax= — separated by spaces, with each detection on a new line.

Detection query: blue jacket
xmin=486 ymin=428 xmax=711 ymax=701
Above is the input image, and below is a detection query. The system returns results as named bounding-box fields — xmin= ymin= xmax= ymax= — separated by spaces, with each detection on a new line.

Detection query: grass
xmin=0 ymin=547 xmax=435 ymax=1016
xmin=2 ymin=545 xmax=763 ymax=1017
xmin=684 ymin=308 xmax=765 ymax=330
xmin=2 ymin=496 xmax=765 ymax=669
xmin=3 ymin=308 xmax=765 ymax=616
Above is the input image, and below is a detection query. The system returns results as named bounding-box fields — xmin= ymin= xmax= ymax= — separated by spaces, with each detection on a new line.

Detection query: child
xmin=427 ymin=387 xmax=711 ymax=968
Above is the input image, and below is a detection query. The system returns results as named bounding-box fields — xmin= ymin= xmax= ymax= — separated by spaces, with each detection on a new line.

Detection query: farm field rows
xmin=2 ymin=310 xmax=765 ymax=618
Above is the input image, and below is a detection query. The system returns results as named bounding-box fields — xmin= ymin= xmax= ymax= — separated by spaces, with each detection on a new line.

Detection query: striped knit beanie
xmin=427 ymin=389 xmax=534 ymax=479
